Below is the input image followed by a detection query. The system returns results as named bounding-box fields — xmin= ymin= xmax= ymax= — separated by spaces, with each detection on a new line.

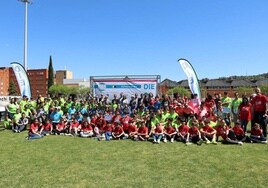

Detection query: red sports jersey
xmin=178 ymin=125 xmax=189 ymax=136
xmin=239 ymin=103 xmax=252 ymax=121
xmin=42 ymin=123 xmax=52 ymax=131
xmin=202 ymin=125 xmax=214 ymax=133
xmin=232 ymin=127 xmax=244 ymax=136
xmin=154 ymin=126 xmax=163 ymax=134
xmin=128 ymin=125 xmax=137 ymax=133
xmin=138 ymin=126 xmax=148 ymax=134
xmin=215 ymin=126 xmax=228 ymax=139
xmin=81 ymin=125 xmax=93 ymax=132
xmin=251 ymin=128 xmax=263 ymax=137
xmin=165 ymin=126 xmax=176 ymax=134
xmin=113 ymin=126 xmax=124 ymax=135
xmin=57 ymin=122 xmax=66 ymax=131
xmin=188 ymin=127 xmax=199 ymax=137
xmin=29 ymin=123 xmax=39 ymax=133
xmin=251 ymin=94 xmax=268 ymax=112
xmin=70 ymin=121 xmax=80 ymax=129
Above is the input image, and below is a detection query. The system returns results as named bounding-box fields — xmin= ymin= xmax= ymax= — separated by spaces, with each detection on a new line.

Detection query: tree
xmin=236 ymin=87 xmax=254 ymax=97
xmin=260 ymin=85 xmax=268 ymax=95
xmin=48 ymin=55 xmax=54 ymax=90
xmin=49 ymin=84 xmax=70 ymax=96
xmin=167 ymin=86 xmax=191 ymax=98
xmin=8 ymin=80 xmax=19 ymax=96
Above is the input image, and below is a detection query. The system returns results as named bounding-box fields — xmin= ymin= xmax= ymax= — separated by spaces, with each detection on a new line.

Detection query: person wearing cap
xmin=200 ymin=119 xmax=217 ymax=144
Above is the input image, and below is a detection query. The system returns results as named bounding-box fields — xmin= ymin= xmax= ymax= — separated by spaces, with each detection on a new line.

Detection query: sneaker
xmin=261 ymin=140 xmax=267 ymax=144
xmin=197 ymin=139 xmax=203 ymax=146
xmin=212 ymin=140 xmax=218 ymax=145
xmin=171 ymin=138 xmax=174 ymax=143
xmin=238 ymin=141 xmax=243 ymax=146
xmin=157 ymin=139 xmax=160 ymax=144
xmin=205 ymin=140 xmax=211 ymax=144
xmin=163 ymin=138 xmax=167 ymax=143
xmin=153 ymin=139 xmax=156 ymax=143
xmin=25 ymin=136 xmax=29 ymax=140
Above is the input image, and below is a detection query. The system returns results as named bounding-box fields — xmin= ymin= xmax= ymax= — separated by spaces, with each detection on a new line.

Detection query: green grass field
xmin=0 ymin=130 xmax=268 ymax=188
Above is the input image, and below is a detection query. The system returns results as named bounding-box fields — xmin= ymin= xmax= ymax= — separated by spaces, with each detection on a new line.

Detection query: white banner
xmin=178 ymin=59 xmax=201 ymax=99
xmin=10 ymin=62 xmax=31 ymax=98
xmin=92 ymin=79 xmax=158 ymax=99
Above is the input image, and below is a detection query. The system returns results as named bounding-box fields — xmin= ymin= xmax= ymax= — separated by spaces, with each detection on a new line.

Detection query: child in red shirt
xmin=186 ymin=122 xmax=202 ymax=145
xmin=177 ymin=119 xmax=189 ymax=143
xmin=250 ymin=123 xmax=267 ymax=144
xmin=200 ymin=119 xmax=217 ymax=144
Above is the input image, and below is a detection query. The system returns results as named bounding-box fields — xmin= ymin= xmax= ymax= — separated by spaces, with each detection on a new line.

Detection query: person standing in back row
xmin=251 ymin=87 xmax=268 ymax=138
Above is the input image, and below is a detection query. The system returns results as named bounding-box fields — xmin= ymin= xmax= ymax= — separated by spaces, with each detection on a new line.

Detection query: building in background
xmin=0 ymin=67 xmax=10 ymax=96
xmin=55 ymin=70 xmax=73 ymax=84
xmin=63 ymin=78 xmax=90 ymax=88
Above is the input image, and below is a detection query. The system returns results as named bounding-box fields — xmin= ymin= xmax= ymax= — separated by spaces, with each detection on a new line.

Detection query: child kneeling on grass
xmin=26 ymin=118 xmax=43 ymax=140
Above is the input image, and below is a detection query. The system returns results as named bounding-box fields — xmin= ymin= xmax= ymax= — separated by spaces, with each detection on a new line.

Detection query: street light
xmin=18 ymin=0 xmax=33 ymax=70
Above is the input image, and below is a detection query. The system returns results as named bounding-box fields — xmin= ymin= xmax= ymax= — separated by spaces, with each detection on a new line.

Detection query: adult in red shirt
xmin=238 ymin=96 xmax=252 ymax=133
xmin=134 ymin=122 xmax=149 ymax=141
xmin=251 ymin=87 xmax=268 ymax=138
xmin=27 ymin=118 xmax=43 ymax=140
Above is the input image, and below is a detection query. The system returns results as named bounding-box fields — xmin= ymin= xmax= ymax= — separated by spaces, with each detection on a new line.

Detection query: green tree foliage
xmin=49 ymin=84 xmax=70 ymax=96
xmin=236 ymin=87 xmax=254 ymax=97
xmin=49 ymin=84 xmax=90 ymax=97
xmin=8 ymin=80 xmax=19 ymax=96
xmin=167 ymin=86 xmax=191 ymax=98
xmin=260 ymin=85 xmax=268 ymax=95
xmin=48 ymin=55 xmax=54 ymax=90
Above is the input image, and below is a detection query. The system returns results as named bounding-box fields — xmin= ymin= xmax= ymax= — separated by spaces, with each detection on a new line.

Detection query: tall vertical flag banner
xmin=10 ymin=62 xmax=31 ymax=98
xmin=178 ymin=58 xmax=201 ymax=99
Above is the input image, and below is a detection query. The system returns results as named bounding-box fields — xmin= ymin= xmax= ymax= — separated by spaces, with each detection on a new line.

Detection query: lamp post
xmin=18 ymin=0 xmax=32 ymax=70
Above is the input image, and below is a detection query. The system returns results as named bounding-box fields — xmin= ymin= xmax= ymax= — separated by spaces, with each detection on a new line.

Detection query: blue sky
xmin=1 ymin=0 xmax=268 ymax=81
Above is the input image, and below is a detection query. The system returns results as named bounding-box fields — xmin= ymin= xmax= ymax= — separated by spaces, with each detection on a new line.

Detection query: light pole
xmin=18 ymin=0 xmax=32 ymax=70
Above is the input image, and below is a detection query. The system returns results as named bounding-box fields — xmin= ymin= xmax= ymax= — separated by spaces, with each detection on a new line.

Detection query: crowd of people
xmin=2 ymin=87 xmax=268 ymax=145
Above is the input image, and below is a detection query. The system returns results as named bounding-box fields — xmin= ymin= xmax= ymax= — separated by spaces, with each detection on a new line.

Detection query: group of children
xmin=2 ymin=91 xmax=267 ymax=145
